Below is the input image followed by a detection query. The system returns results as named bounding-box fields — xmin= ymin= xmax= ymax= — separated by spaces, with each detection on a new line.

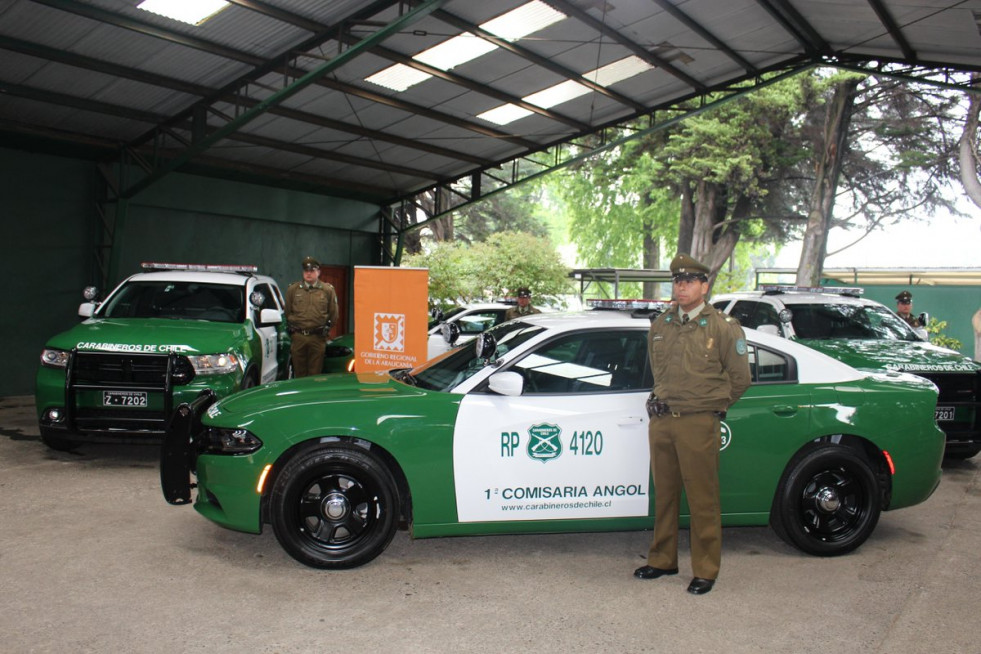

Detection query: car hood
xmin=799 ymin=338 xmax=980 ymax=373
xmin=211 ymin=371 xmax=412 ymax=416
xmin=46 ymin=318 xmax=251 ymax=356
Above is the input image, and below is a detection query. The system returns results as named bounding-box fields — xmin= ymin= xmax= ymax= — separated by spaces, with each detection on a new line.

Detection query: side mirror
xmin=442 ymin=321 xmax=460 ymax=345
xmin=474 ymin=332 xmax=497 ymax=360
xmin=488 ymin=371 xmax=524 ymax=396
xmin=756 ymin=324 xmax=780 ymax=335
xmin=258 ymin=308 xmax=282 ymax=327
xmin=918 ymin=312 xmax=929 ymax=326
xmin=78 ymin=302 xmax=95 ymax=319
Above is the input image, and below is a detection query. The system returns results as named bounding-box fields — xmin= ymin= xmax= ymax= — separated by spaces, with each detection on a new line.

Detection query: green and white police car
xmin=37 ymin=263 xmax=291 ymax=451
xmin=161 ymin=309 xmax=944 ymax=569
xmin=712 ymin=286 xmax=981 ymax=459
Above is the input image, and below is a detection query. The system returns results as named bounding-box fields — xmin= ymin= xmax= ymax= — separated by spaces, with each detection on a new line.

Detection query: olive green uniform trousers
xmin=291 ymin=332 xmax=327 ymax=378
xmin=647 ymin=412 xmax=722 ymax=580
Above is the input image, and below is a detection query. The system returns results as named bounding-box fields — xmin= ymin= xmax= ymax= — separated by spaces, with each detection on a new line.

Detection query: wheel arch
xmin=259 ymin=435 xmax=412 ymax=528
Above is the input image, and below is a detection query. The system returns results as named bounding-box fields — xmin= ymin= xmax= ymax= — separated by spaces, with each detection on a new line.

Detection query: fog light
xmin=47 ymin=408 xmax=63 ymax=422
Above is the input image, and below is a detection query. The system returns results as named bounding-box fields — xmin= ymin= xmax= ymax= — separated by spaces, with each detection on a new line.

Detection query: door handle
xmin=772 ymin=405 xmax=797 ymax=416
xmin=617 ymin=416 xmax=646 ymax=426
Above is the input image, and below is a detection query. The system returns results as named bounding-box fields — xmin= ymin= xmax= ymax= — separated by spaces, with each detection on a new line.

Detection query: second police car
xmin=36 ymin=263 xmax=292 ymax=451
xmin=712 ymin=286 xmax=981 ymax=459
xmin=161 ymin=307 xmax=944 ymax=569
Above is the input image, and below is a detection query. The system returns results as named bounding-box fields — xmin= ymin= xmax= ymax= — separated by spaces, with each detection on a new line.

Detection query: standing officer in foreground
xmin=895 ymin=290 xmax=923 ymax=328
xmin=504 ymin=287 xmax=541 ymax=321
xmin=634 ymin=253 xmax=751 ymax=595
xmin=285 ymin=256 xmax=339 ymax=377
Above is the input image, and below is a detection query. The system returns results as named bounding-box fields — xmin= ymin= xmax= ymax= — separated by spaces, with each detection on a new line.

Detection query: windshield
xmin=428 ymin=306 xmax=466 ymax=330
xmin=98 ymin=280 xmax=245 ymax=323
xmin=790 ymin=303 xmax=918 ymax=341
xmin=408 ymin=321 xmax=545 ymax=392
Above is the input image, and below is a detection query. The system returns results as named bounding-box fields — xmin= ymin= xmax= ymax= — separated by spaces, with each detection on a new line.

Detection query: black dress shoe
xmin=687 ymin=577 xmax=715 ymax=595
xmin=633 ymin=565 xmax=679 ymax=580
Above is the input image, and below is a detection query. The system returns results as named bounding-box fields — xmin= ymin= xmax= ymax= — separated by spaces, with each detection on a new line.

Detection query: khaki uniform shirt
xmin=504 ymin=304 xmax=540 ymax=321
xmin=899 ymin=312 xmax=923 ymax=329
xmin=285 ymin=280 xmax=338 ymax=331
xmin=648 ymin=304 xmax=751 ymax=413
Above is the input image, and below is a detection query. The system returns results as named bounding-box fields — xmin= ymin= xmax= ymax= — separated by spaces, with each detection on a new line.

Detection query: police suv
xmin=712 ymin=285 xmax=981 ymax=459
xmin=36 ymin=263 xmax=291 ymax=450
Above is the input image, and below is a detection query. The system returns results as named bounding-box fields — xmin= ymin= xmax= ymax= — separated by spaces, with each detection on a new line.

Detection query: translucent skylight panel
xmin=586 ymin=56 xmax=655 ymax=86
xmin=413 ymin=34 xmax=497 ymax=70
xmin=481 ymin=1 xmax=566 ymax=41
xmin=365 ymin=64 xmax=432 ymax=92
xmin=524 ymin=80 xmax=590 ymax=109
xmin=137 ymin=0 xmax=229 ymax=25
xmin=477 ymin=104 xmax=534 ymax=125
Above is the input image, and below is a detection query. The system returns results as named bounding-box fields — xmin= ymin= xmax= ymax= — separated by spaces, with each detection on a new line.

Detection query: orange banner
xmin=353 ymin=266 xmax=429 ymax=373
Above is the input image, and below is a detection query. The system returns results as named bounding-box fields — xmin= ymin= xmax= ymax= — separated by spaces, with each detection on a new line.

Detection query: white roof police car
xmin=37 ymin=263 xmax=291 ymax=450
xmin=712 ymin=285 xmax=981 ymax=458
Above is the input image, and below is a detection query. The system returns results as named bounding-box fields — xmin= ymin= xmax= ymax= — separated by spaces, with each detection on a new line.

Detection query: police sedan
xmin=161 ymin=310 xmax=944 ymax=569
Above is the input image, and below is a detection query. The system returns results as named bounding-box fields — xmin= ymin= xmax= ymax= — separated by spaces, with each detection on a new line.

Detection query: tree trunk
xmin=686 ymin=181 xmax=741 ymax=291
xmin=642 ymin=221 xmax=661 ymax=300
xmin=797 ymin=78 xmax=860 ymax=286
xmin=959 ymin=76 xmax=981 ymax=209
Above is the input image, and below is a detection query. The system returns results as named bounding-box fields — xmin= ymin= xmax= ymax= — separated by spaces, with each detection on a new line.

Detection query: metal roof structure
xmin=2 ymin=0 xmax=980 ymax=227
xmin=758 ymin=268 xmax=981 ymax=287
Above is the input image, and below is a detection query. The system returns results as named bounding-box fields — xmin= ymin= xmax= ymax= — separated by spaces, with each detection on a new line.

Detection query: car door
xmin=719 ymin=343 xmax=812 ymax=515
xmin=452 ymin=328 xmax=653 ymax=523
xmin=251 ymin=282 xmax=280 ymax=383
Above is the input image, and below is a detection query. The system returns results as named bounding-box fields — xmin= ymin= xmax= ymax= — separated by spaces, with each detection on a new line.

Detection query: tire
xmin=240 ymin=371 xmax=257 ymax=390
xmin=770 ymin=445 xmax=881 ymax=556
xmin=40 ymin=427 xmax=79 ymax=452
xmin=944 ymin=444 xmax=981 ymax=460
xmin=269 ymin=445 xmax=400 ymax=569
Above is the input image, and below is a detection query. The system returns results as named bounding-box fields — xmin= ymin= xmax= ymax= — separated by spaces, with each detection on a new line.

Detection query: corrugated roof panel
xmin=0 ymin=49 xmax=49 ymax=85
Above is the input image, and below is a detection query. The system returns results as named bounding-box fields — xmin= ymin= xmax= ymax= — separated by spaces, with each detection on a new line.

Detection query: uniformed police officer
xmin=504 ymin=287 xmax=541 ymax=321
xmin=895 ymin=290 xmax=923 ymax=328
xmin=634 ymin=253 xmax=751 ymax=595
xmin=285 ymin=257 xmax=339 ymax=377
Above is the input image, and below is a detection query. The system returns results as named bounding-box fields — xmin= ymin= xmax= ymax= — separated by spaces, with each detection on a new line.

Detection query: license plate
xmin=103 ymin=391 xmax=148 ymax=407
xmin=935 ymin=405 xmax=956 ymax=422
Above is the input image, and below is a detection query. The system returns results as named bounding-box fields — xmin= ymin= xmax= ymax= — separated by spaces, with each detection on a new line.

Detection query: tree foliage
xmin=403 ymin=231 xmax=571 ymax=308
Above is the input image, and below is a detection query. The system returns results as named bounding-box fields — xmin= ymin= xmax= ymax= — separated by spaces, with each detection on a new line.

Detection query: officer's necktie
xmin=682 ymin=314 xmax=690 ymax=324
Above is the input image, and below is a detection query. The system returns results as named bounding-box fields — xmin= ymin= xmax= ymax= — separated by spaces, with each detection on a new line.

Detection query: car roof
xmin=122 ymin=271 xmax=276 ymax=286
xmin=712 ymin=290 xmax=877 ymax=307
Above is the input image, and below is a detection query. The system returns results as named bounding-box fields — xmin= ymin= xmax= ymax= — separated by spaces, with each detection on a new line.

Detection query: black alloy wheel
xmin=270 ymin=445 xmax=399 ymax=569
xmin=771 ymin=444 xmax=881 ymax=556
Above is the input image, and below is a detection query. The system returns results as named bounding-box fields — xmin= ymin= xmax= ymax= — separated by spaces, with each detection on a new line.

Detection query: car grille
xmin=72 ymin=351 xmax=195 ymax=386
xmin=917 ymin=371 xmax=980 ymax=446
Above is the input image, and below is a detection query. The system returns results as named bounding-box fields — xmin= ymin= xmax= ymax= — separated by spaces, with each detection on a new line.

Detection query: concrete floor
xmin=1 ymin=393 xmax=979 ymax=654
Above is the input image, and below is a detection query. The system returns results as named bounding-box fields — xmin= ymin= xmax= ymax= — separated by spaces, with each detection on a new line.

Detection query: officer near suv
xmin=285 ymin=257 xmax=339 ymax=377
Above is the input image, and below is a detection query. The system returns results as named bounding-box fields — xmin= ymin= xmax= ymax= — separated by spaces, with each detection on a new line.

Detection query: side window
xmin=747 ymin=344 xmax=794 ymax=384
xmin=711 ymin=300 xmax=730 ymax=311
xmin=512 ymin=330 xmax=649 ymax=394
xmin=729 ymin=301 xmax=761 ymax=328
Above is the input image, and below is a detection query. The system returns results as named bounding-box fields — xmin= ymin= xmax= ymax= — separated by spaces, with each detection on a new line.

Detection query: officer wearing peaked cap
xmin=895 ymin=290 xmax=923 ymax=329
xmin=285 ymin=256 xmax=338 ymax=377
xmin=505 ymin=287 xmax=541 ymax=321
xmin=634 ymin=253 xmax=751 ymax=595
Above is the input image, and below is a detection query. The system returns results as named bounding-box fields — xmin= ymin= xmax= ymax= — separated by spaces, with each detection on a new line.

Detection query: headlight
xmin=40 ymin=348 xmax=69 ymax=369
xmin=204 ymin=427 xmax=263 ymax=454
xmin=188 ymin=353 xmax=239 ymax=375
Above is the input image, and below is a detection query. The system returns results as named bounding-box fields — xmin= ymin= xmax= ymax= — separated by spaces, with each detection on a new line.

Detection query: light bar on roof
xmin=137 ymin=0 xmax=229 ymax=25
xmin=365 ymin=1 xmax=566 ymax=91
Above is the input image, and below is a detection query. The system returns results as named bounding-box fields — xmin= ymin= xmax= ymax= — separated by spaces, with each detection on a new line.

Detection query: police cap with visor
xmin=895 ymin=290 xmax=913 ymax=304
xmin=670 ymin=253 xmax=710 ymax=283
xmin=302 ymin=256 xmax=320 ymax=271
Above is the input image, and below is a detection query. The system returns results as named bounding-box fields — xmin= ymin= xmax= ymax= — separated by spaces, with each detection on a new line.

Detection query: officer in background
xmin=895 ymin=290 xmax=923 ymax=328
xmin=504 ymin=287 xmax=541 ymax=321
xmin=285 ymin=256 xmax=338 ymax=377
xmin=634 ymin=253 xmax=751 ymax=596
